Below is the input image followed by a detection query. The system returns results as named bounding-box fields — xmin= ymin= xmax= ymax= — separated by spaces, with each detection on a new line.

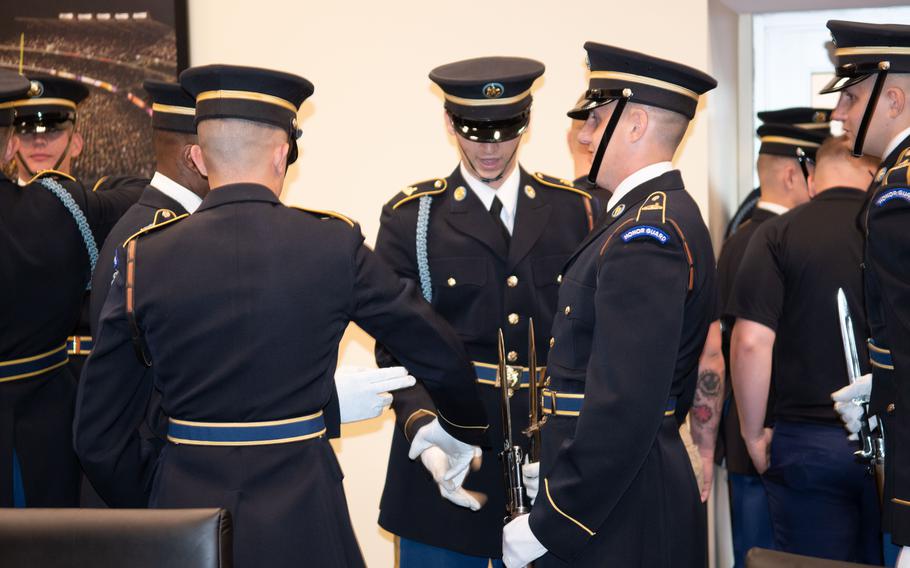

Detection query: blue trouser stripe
xmin=398 ymin=537 xmax=504 ymax=568
xmin=12 ymin=449 xmax=25 ymax=508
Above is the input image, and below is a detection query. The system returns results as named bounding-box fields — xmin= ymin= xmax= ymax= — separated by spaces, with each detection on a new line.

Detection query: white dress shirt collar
xmin=150 ymin=171 xmax=202 ymax=214
xmin=606 ymin=161 xmax=674 ymax=211
xmin=755 ymin=200 xmax=789 ymax=216
xmin=460 ymin=162 xmax=521 ymax=235
xmin=882 ymin=125 xmax=910 ymax=163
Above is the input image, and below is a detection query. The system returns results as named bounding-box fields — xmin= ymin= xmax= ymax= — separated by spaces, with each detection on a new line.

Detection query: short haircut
xmin=197 ymin=118 xmax=285 ymax=176
xmin=815 ymin=135 xmax=878 ymax=171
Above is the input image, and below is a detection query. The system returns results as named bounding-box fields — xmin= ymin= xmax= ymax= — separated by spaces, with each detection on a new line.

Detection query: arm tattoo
xmin=697 ymin=370 xmax=721 ymax=398
xmin=690 ymin=370 xmax=722 ymax=448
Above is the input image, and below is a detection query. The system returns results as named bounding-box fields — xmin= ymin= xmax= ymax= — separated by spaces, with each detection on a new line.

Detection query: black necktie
xmin=489 ymin=195 xmax=511 ymax=245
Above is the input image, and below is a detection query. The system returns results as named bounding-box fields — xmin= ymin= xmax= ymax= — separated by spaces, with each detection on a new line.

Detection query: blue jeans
xmin=728 ymin=472 xmax=774 ymax=567
xmin=762 ymin=421 xmax=883 ymax=564
xmin=399 ymin=537 xmax=504 ymax=568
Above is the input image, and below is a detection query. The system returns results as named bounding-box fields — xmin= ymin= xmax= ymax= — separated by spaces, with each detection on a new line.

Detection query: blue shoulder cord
xmin=416 ymin=194 xmax=433 ymax=302
xmin=37 ymin=177 xmax=98 ymax=290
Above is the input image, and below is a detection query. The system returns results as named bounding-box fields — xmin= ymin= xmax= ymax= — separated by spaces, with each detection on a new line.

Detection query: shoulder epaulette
xmin=603 ymin=190 xmax=693 ymax=289
xmin=883 ymin=152 xmax=910 ymax=187
xmin=91 ymin=176 xmax=109 ymax=192
xmin=392 ymin=178 xmax=447 ymax=210
xmin=27 ymin=169 xmax=76 ymax=184
xmin=635 ymin=191 xmax=668 ymax=223
xmin=533 ymin=172 xmax=591 ymax=199
xmin=289 ymin=205 xmax=355 ymax=227
xmin=123 ymin=209 xmax=188 ymax=246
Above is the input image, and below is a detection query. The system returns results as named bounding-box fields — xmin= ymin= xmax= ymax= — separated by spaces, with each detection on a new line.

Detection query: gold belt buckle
xmin=541 ymin=389 xmax=557 ymax=415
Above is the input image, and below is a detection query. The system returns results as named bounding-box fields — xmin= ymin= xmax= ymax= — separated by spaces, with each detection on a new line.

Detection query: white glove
xmin=420 ymin=445 xmax=483 ymax=510
xmin=897 ymin=546 xmax=910 ymax=568
xmin=408 ymin=418 xmax=481 ymax=483
xmin=522 ymin=461 xmax=539 ymax=505
xmin=335 ymin=366 xmax=416 ymax=423
xmin=831 ymin=373 xmax=872 ymax=435
xmin=502 ymin=513 xmax=547 ymax=568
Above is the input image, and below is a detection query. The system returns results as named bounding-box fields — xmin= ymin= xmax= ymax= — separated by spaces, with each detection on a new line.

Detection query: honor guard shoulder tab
xmin=391 ymin=178 xmax=448 ymax=210
xmin=27 ymin=169 xmax=76 ymax=184
xmin=533 ymin=172 xmax=592 ymax=199
xmin=289 ymin=205 xmax=356 ymax=227
xmin=122 ymin=209 xmax=188 ymax=246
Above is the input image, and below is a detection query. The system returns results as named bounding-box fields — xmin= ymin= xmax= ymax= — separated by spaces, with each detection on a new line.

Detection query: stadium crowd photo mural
xmin=0 ymin=0 xmax=188 ymax=181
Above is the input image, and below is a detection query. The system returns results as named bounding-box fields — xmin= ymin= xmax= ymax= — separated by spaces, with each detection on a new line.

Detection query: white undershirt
xmin=150 ymin=171 xmax=202 ymax=214
xmin=755 ymin=201 xmax=789 ymax=216
xmin=606 ymin=161 xmax=674 ymax=211
xmin=460 ymin=162 xmax=520 ymax=235
xmin=882 ymin=125 xmax=910 ymax=161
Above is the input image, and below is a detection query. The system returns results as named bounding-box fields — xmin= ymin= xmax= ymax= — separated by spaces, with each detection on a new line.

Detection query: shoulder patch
xmin=289 ymin=205 xmax=355 ymax=227
xmin=27 ymin=169 xmax=76 ymax=184
xmin=91 ymin=175 xmax=109 ymax=192
xmin=533 ymin=171 xmax=591 ymax=199
xmin=636 ymin=191 xmax=667 ymax=223
xmin=123 ymin=209 xmax=189 ymax=246
xmin=875 ymin=188 xmax=910 ymax=208
xmin=392 ymin=178 xmax=447 ymax=210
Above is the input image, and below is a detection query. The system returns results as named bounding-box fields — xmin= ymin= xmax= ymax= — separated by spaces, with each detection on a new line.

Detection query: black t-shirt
xmin=727 ymin=187 xmax=870 ymax=425
xmin=718 ymin=207 xmax=778 ymax=318
xmin=715 ymin=206 xmax=778 ymax=471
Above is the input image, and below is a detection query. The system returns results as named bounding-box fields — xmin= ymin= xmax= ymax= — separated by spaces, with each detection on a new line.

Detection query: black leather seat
xmin=0 ymin=508 xmax=231 ymax=568
xmin=747 ymin=548 xmax=879 ymax=568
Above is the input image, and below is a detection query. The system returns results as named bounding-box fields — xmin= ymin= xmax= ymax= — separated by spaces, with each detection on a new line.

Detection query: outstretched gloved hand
xmin=335 ymin=366 xmax=415 ymax=423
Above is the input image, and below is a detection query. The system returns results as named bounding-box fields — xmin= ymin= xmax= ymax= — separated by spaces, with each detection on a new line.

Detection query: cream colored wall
xmin=188 ymin=1 xmax=711 ymax=564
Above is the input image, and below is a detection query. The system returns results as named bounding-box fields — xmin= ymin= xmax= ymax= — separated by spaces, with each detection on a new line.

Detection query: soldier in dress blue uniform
xmin=374 ymin=56 xmax=597 ymax=567
xmin=74 ymin=64 xmax=489 ymax=568
xmin=11 ymin=74 xmax=88 ymax=185
xmin=88 ymin=80 xmax=422 ymax=507
xmin=89 ymin=80 xmax=209 ymax=337
xmin=0 ymin=71 xmax=143 ymax=508
xmin=10 ymin=74 xmax=146 ymax=380
xmin=83 ymin=81 xmax=208 ymax=507
xmin=501 ymin=43 xmax=717 ymax=567
xmin=825 ymin=20 xmax=910 ymax=562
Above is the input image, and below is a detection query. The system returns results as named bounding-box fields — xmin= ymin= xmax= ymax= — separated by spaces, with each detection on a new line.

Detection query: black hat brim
xmin=450 ymin=110 xmax=529 ymax=143
xmin=14 ymin=110 xmax=75 ymax=132
xmin=819 ymin=72 xmax=871 ymax=94
xmin=567 ymin=97 xmax=614 ymax=120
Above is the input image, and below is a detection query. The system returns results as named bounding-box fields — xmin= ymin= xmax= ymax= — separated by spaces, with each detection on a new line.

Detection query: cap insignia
xmin=482 ymin=82 xmax=504 ymax=99
xmin=28 ymin=80 xmax=43 ymax=98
